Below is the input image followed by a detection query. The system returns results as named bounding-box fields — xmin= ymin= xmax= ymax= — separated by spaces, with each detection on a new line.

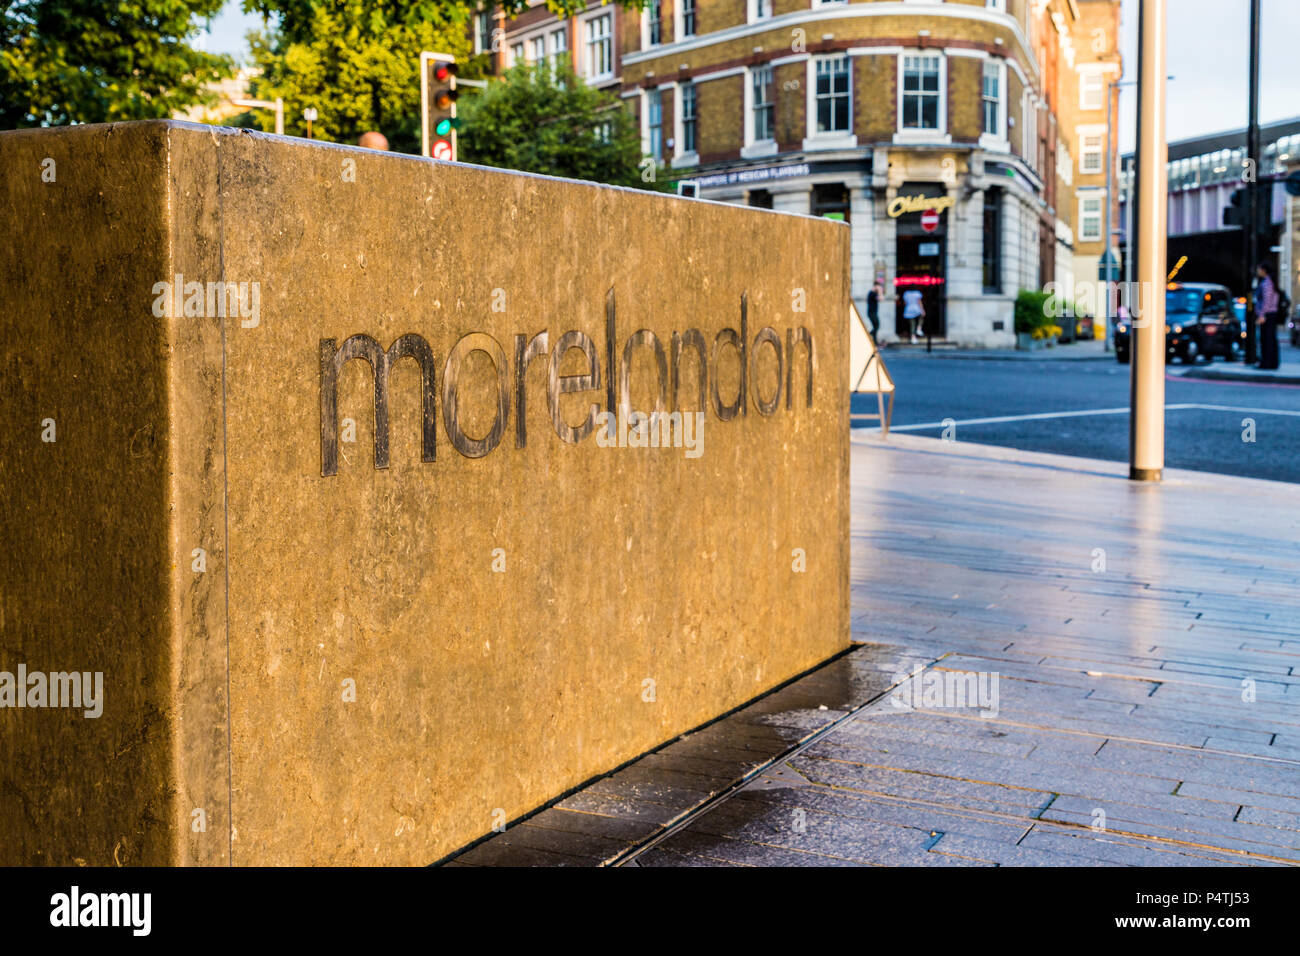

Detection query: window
xmin=751 ymin=65 xmax=775 ymax=142
xmin=530 ymin=35 xmax=545 ymax=65
xmin=1079 ymin=194 xmax=1103 ymax=241
xmin=680 ymin=84 xmax=697 ymax=155
xmin=986 ymin=0 xmax=1006 ymax=10
xmin=1080 ymin=132 xmax=1104 ymax=174
xmin=475 ymin=12 xmax=491 ymax=55
xmin=1022 ymin=91 xmax=1038 ymax=166
xmin=586 ymin=14 xmax=612 ymax=79
xmin=750 ymin=0 xmax=771 ymax=20
xmin=1080 ymin=71 xmax=1105 ymax=111
xmin=981 ymin=60 xmax=1001 ymax=136
xmin=647 ymin=89 xmax=663 ymax=160
xmin=812 ymin=183 xmax=850 ymax=221
xmin=1057 ymin=138 xmax=1073 ymax=185
xmin=510 ymin=42 xmax=524 ymax=67
xmin=680 ymin=0 xmax=697 ymax=38
xmin=814 ymin=56 xmax=851 ymax=134
xmin=646 ymin=0 xmax=662 ymax=47
xmin=983 ymin=188 xmax=1002 ymax=293
xmin=594 ymin=120 xmax=612 ymax=144
xmin=901 ymin=55 xmax=941 ymax=131
xmin=550 ymin=28 xmax=567 ymax=68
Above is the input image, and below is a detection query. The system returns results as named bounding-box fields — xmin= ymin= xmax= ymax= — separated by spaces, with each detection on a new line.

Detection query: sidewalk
xmin=884 ymin=337 xmax=1112 ymax=361
xmin=448 ymin=435 xmax=1300 ymax=866
xmin=1173 ymin=355 xmax=1300 ymax=386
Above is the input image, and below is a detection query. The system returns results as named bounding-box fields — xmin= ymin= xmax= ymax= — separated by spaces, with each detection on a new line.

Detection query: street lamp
xmin=1129 ymin=0 xmax=1170 ymax=482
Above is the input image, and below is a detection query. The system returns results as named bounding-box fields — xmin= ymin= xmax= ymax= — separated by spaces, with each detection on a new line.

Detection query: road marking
xmin=1180 ymin=403 xmax=1300 ymax=418
xmin=885 ymin=403 xmax=1300 ymax=432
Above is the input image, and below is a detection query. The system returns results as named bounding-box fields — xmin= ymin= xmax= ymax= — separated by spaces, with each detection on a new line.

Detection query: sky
xmin=197 ymin=0 xmax=1300 ymax=150
xmin=1117 ymin=0 xmax=1300 ymax=151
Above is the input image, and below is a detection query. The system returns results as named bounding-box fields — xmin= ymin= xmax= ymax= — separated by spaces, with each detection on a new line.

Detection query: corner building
xmin=615 ymin=0 xmax=1119 ymax=346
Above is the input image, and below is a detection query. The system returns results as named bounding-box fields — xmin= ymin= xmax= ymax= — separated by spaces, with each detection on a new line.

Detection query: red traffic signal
xmin=426 ymin=54 xmax=459 ymax=161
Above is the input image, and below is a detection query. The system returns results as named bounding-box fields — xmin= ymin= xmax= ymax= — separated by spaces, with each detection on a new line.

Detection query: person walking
xmin=1255 ymin=261 xmax=1280 ymax=370
xmin=902 ymin=288 xmax=925 ymax=344
xmin=866 ymin=282 xmax=882 ymax=345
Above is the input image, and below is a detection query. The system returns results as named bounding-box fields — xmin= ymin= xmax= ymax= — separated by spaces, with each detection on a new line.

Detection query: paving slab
xmin=449 ymin=435 xmax=1300 ymax=866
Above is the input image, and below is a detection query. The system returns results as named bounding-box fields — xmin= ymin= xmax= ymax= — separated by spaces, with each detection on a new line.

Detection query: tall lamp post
xmin=1129 ymin=0 xmax=1169 ymax=482
xmin=1103 ymin=79 xmax=1133 ymax=350
xmin=1244 ymin=0 xmax=1263 ymax=364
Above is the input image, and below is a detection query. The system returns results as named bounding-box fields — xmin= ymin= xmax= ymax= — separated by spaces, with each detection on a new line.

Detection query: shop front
xmin=889 ymin=184 xmax=954 ymax=340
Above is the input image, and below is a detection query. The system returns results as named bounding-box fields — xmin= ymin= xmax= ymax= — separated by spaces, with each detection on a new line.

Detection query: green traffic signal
xmin=435 ymin=118 xmax=458 ymax=137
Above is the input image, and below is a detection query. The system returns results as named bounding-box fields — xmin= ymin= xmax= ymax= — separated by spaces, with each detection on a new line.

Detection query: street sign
xmin=432 ymin=140 xmax=453 ymax=161
xmin=920 ymin=208 xmax=940 ymax=233
xmin=848 ymin=302 xmax=895 ymax=437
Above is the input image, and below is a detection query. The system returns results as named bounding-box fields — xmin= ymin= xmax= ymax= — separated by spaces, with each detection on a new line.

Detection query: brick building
xmin=486 ymin=0 xmax=1121 ymax=346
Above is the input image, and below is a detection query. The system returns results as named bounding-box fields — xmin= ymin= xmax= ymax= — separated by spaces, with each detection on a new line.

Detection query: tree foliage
xmin=460 ymin=59 xmax=665 ymax=191
xmin=244 ymin=0 xmax=645 ymax=28
xmin=0 ymin=0 xmax=234 ymax=129
xmin=241 ymin=0 xmax=481 ymax=152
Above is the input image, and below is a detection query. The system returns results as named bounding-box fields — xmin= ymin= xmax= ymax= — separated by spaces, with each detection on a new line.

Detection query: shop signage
xmin=887 ymin=194 xmax=955 ymax=218
xmin=691 ymin=163 xmax=812 ymax=189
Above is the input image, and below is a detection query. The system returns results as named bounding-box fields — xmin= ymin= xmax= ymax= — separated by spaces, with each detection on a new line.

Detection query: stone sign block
xmin=0 ymin=121 xmax=849 ymax=864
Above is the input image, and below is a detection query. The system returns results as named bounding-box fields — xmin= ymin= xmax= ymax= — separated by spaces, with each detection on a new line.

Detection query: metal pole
xmin=1244 ymin=0 xmax=1262 ymax=364
xmin=1104 ymin=80 xmax=1115 ymax=349
xmin=1129 ymin=0 xmax=1167 ymax=482
xmin=1125 ymin=157 xmax=1134 ymax=289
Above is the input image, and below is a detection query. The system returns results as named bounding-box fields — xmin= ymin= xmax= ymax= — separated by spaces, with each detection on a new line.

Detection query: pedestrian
xmin=1255 ymin=261 xmax=1280 ymax=370
xmin=358 ymin=131 xmax=389 ymax=151
xmin=866 ymin=281 xmax=882 ymax=345
xmin=902 ymin=288 xmax=925 ymax=344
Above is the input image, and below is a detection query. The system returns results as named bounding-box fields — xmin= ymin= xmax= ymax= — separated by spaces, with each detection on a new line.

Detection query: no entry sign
xmin=921 ymin=208 xmax=940 ymax=233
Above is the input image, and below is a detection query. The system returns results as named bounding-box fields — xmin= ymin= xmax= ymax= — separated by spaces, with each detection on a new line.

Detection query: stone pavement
xmin=446 ymin=434 xmax=1300 ymax=867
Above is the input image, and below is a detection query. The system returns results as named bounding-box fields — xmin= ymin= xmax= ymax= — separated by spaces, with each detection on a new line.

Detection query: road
xmin=852 ymin=343 xmax=1300 ymax=484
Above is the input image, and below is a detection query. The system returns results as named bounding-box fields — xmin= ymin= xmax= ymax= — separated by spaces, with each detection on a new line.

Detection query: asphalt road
xmin=852 ymin=343 xmax=1300 ymax=484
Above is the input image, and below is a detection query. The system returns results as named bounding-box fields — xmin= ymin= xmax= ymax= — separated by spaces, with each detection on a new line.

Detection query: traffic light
xmin=427 ymin=55 xmax=459 ymax=161
xmin=1224 ymin=184 xmax=1272 ymax=237
xmin=1224 ymin=188 xmax=1247 ymax=228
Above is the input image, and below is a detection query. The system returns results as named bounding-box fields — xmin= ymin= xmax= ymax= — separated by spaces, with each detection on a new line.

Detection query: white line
xmin=887 ymin=407 xmax=1134 ymax=431
xmin=884 ymin=403 xmax=1300 ymax=432
xmin=1182 ymin=403 xmax=1300 ymax=419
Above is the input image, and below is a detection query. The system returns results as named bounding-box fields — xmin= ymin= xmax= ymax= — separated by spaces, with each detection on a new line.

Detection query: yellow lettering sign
xmin=887 ymin=194 xmax=956 ymax=218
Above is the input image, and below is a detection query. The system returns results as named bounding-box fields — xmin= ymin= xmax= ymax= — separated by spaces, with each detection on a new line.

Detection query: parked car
xmin=1114 ymin=283 xmax=1243 ymax=364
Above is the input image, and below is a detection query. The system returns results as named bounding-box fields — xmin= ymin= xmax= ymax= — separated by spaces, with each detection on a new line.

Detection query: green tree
xmin=242 ymin=0 xmax=478 ymax=152
xmin=0 ymin=0 xmax=234 ymax=129
xmin=245 ymin=0 xmax=637 ymax=26
xmin=460 ymin=59 xmax=666 ymax=191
